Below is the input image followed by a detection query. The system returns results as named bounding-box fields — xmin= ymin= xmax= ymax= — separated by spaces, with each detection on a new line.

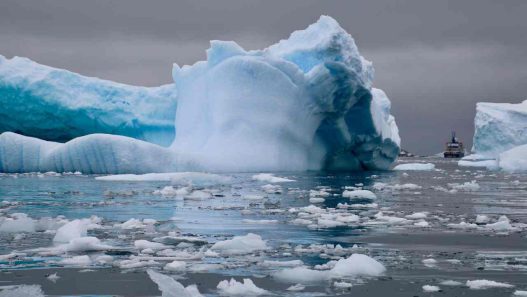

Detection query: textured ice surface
xmin=0 ymin=15 xmax=399 ymax=173
xmin=498 ymin=144 xmax=527 ymax=173
xmin=0 ymin=55 xmax=177 ymax=146
xmin=472 ymin=100 xmax=527 ymax=157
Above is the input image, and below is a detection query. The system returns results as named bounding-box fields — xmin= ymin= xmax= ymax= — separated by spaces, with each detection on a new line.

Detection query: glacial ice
xmin=472 ymin=101 xmax=527 ymax=157
xmin=0 ymin=15 xmax=400 ymax=173
xmin=463 ymin=100 xmax=527 ymax=171
xmin=0 ymin=55 xmax=177 ymax=146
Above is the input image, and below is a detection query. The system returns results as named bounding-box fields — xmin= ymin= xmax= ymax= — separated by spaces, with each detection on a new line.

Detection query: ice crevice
xmin=0 ymin=15 xmax=400 ymax=173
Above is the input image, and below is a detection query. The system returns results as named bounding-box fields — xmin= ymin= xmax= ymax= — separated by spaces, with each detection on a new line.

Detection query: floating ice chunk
xmin=374 ymin=212 xmax=410 ymax=225
xmin=342 ymin=189 xmax=376 ymax=200
xmin=393 ymin=163 xmax=435 ymax=171
xmin=274 ymin=254 xmax=384 ymax=283
xmin=334 ymin=281 xmax=353 ymax=288
xmin=422 ymin=258 xmax=437 ymax=267
xmin=273 ymin=266 xmax=329 ymax=283
xmin=286 ymin=284 xmax=305 ymax=291
xmin=252 ymin=173 xmax=295 ymax=183
xmin=0 ymin=213 xmax=36 ymax=233
xmin=448 ymin=180 xmax=480 ymax=192
xmin=261 ymin=184 xmax=282 ymax=194
xmin=135 ymin=240 xmax=168 ymax=250
xmin=373 ymin=182 xmax=422 ymax=191
xmin=59 ymin=236 xmax=113 ymax=252
xmin=485 ymin=216 xmax=515 ymax=231
xmin=440 ymin=280 xmax=463 ymax=286
xmin=309 ymin=197 xmax=325 ymax=203
xmin=164 ymin=260 xmax=186 ymax=272
xmin=46 ymin=272 xmax=60 ymax=283
xmin=475 ymin=215 xmax=490 ymax=224
xmin=185 ymin=190 xmax=213 ymax=200
xmin=217 ymin=278 xmax=268 ymax=296
xmin=154 ymin=186 xmax=190 ymax=197
xmin=422 ymin=285 xmax=440 ymax=292
xmin=414 ymin=220 xmax=430 ymax=227
xmin=405 ymin=212 xmax=428 ymax=220
xmin=53 ymin=219 xmax=88 ymax=243
xmin=211 ymin=233 xmax=268 ymax=255
xmin=118 ymin=218 xmax=148 ymax=229
xmin=330 ymin=254 xmax=386 ymax=277
xmin=514 ymin=291 xmax=527 ymax=296
xmin=59 ymin=255 xmax=92 ymax=266
xmin=261 ymin=260 xmax=304 ymax=267
xmin=0 ymin=285 xmax=44 ymax=297
xmin=466 ymin=279 xmax=514 ymax=290
xmin=147 ymin=269 xmax=203 ymax=297
xmin=447 ymin=221 xmax=478 ymax=229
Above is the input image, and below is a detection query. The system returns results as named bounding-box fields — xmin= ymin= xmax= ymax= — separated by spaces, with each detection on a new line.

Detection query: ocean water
xmin=0 ymin=157 xmax=526 ymax=296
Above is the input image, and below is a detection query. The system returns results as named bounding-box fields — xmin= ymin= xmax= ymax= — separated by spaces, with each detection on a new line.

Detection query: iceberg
xmin=472 ymin=101 xmax=527 ymax=158
xmin=0 ymin=15 xmax=400 ymax=173
xmin=0 ymin=55 xmax=177 ymax=146
xmin=462 ymin=100 xmax=527 ymax=171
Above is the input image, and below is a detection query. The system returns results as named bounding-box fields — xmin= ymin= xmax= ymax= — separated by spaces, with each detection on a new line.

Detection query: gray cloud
xmin=1 ymin=0 xmax=526 ymax=154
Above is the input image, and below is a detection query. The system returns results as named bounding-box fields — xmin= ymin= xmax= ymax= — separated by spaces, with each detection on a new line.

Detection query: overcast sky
xmin=1 ymin=0 xmax=526 ymax=154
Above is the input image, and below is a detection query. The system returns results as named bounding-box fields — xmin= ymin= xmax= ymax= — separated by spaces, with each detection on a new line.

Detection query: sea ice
xmin=210 ymin=233 xmax=268 ymax=255
xmin=147 ymin=269 xmax=203 ymax=297
xmin=216 ymin=278 xmax=268 ymax=296
xmin=252 ymin=173 xmax=294 ymax=183
xmin=274 ymin=254 xmax=385 ymax=283
xmin=0 ymin=285 xmax=45 ymax=297
xmin=422 ymin=285 xmax=440 ymax=292
xmin=342 ymin=189 xmax=376 ymax=200
xmin=466 ymin=279 xmax=514 ymax=290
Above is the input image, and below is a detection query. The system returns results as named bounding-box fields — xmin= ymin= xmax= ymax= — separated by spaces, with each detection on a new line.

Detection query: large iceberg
xmin=462 ymin=100 xmax=527 ymax=171
xmin=0 ymin=55 xmax=177 ymax=146
xmin=471 ymin=101 xmax=527 ymax=158
xmin=0 ymin=16 xmax=400 ymax=174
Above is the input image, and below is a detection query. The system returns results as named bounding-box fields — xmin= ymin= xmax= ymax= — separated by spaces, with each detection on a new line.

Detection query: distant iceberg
xmin=0 ymin=55 xmax=177 ymax=146
xmin=462 ymin=100 xmax=527 ymax=171
xmin=0 ymin=16 xmax=400 ymax=174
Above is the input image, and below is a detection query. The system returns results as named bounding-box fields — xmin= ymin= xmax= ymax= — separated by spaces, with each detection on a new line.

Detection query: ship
xmin=443 ymin=131 xmax=465 ymax=158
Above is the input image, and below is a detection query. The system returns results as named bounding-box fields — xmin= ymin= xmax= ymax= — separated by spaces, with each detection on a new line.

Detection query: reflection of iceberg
xmin=0 ymin=55 xmax=177 ymax=146
xmin=0 ymin=16 xmax=400 ymax=174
